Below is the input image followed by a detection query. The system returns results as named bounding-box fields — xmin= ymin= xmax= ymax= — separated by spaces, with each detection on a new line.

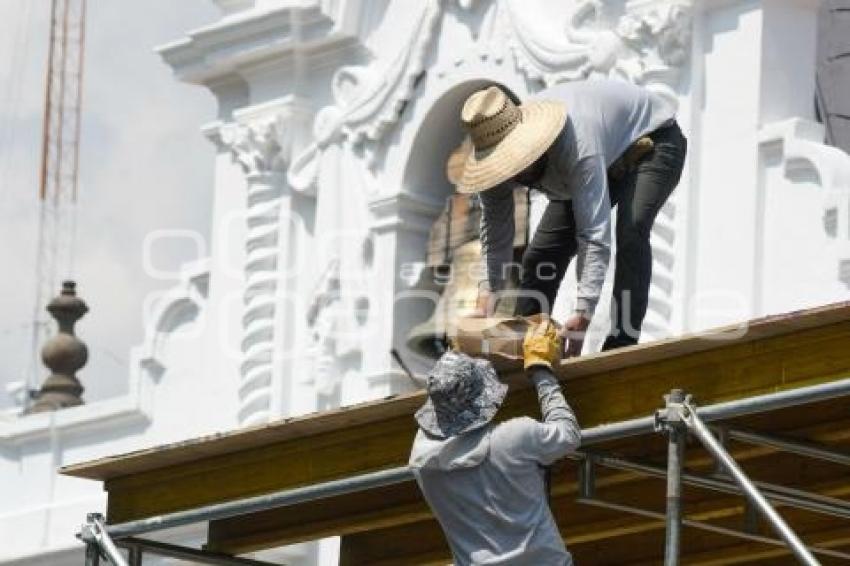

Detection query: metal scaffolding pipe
xmin=663 ymin=389 xmax=687 ymax=566
xmin=581 ymin=376 xmax=850 ymax=446
xmin=726 ymin=428 xmax=850 ymax=467
xmin=118 ymin=537 xmax=279 ymax=566
xmin=578 ymin=496 xmax=850 ymax=561
xmin=692 ymin=377 xmax=850 ymax=423
xmin=588 ymin=451 xmax=850 ymax=519
xmin=106 ymin=465 xmax=412 ymax=539
xmin=681 ymin=403 xmax=820 ymax=566
xmin=81 ymin=514 xmax=128 ymax=566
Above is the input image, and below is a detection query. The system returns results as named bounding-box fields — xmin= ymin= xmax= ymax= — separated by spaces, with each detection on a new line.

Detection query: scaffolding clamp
xmin=654 ymin=388 xmax=692 ymax=434
xmin=78 ymin=513 xmax=128 ymax=566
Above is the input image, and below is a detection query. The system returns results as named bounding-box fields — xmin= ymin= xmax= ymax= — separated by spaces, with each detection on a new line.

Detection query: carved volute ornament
xmin=27 ymin=281 xmax=89 ymax=414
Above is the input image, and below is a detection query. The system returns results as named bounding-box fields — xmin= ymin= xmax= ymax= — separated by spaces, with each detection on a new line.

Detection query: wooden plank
xmin=60 ymin=302 xmax=850 ymax=481
xmin=95 ymin=321 xmax=850 ymax=523
xmin=57 ymin=303 xmax=850 ymax=533
xmin=104 ymin=414 xmax=416 ymax=523
xmin=205 ymin=481 xmax=430 ymax=554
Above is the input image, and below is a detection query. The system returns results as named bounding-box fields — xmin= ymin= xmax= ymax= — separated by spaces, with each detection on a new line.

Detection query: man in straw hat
xmin=410 ymin=316 xmax=579 ymax=565
xmin=456 ymin=78 xmax=687 ymax=355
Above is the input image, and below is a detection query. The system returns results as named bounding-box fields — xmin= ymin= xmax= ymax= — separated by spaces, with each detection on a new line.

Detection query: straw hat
xmin=452 ymin=86 xmax=567 ymax=194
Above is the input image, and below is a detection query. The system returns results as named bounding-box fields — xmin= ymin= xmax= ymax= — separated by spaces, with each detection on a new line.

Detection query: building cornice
xmin=0 ymin=396 xmax=150 ymax=446
xmin=157 ymin=3 xmax=360 ymax=85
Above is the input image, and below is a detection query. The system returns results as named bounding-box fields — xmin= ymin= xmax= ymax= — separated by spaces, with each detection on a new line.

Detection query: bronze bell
xmin=406 ymin=189 xmax=529 ymax=359
xmin=407 ymin=240 xmax=486 ymax=359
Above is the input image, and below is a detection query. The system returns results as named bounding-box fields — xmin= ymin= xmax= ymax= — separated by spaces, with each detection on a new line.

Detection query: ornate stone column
xmin=221 ymin=119 xmax=288 ymax=426
xmin=221 ymin=99 xmax=313 ymax=426
xmin=27 ymin=281 xmax=89 ymax=414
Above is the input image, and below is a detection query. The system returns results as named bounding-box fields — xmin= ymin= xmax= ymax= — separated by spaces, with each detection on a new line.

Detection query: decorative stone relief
xmin=759 ymin=118 xmax=850 ymax=297
xmin=221 ymin=117 xmax=291 ymax=426
xmin=303 ymin=258 xmax=365 ymax=405
xmin=498 ymin=0 xmax=692 ymax=102
xmin=288 ymin=0 xmax=442 ymax=191
xmin=291 ymin=0 xmax=692 ymax=187
xmin=305 ymin=260 xmax=344 ymax=397
xmin=220 ymin=117 xmax=288 ymax=176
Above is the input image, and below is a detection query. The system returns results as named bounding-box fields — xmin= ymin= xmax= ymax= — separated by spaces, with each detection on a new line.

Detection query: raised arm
xmin=522 ymin=317 xmax=581 ymax=464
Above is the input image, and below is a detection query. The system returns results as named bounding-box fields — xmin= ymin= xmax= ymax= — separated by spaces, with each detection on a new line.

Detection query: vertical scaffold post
xmin=78 ymin=513 xmax=129 ymax=566
xmin=84 ymin=541 xmax=101 ymax=566
xmin=127 ymin=545 xmax=143 ymax=566
xmin=656 ymin=388 xmax=688 ymax=566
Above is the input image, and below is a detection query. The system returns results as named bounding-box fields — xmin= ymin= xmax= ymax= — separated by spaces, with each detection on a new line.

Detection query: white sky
xmin=0 ymin=0 xmax=220 ymax=408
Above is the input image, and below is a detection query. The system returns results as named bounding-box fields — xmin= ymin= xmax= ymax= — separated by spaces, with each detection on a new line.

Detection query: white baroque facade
xmin=2 ymin=1 xmax=848 ymax=564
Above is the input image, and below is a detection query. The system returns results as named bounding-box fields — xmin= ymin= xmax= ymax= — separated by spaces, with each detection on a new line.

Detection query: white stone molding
xmin=357 ymin=191 xmax=443 ymax=397
xmin=136 ymin=258 xmax=210 ymax=376
xmin=642 ymin=198 xmax=677 ymax=340
xmin=757 ymin=118 xmax=850 ymax=305
xmin=0 ymin=394 xmax=149 ymax=446
xmin=157 ymin=4 xmax=341 ymax=84
xmin=213 ymin=0 xmax=255 ymax=16
xmin=368 ymin=191 xmax=443 ymax=237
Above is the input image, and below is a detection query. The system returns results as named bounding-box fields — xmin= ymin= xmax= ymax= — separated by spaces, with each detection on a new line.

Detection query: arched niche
xmin=391 ymin=64 xmax=537 ymax=201
xmin=398 ymin=79 xmax=490 ymax=203
xmin=387 ymin=71 xmax=536 ymax=366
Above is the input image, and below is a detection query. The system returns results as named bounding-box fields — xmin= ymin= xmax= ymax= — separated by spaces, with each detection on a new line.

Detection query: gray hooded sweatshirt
xmin=409 ymin=369 xmax=581 ymax=565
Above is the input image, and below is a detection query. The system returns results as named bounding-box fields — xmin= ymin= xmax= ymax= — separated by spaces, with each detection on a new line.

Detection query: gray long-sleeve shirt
xmin=479 ymin=78 xmax=675 ymax=315
xmin=409 ymin=368 xmax=580 ymax=565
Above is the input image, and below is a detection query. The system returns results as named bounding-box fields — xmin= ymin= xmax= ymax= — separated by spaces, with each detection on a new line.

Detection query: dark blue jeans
xmin=515 ymin=121 xmax=687 ymax=350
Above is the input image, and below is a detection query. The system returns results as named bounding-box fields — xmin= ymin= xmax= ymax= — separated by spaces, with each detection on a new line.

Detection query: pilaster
xmin=220 ymin=97 xmax=313 ymax=426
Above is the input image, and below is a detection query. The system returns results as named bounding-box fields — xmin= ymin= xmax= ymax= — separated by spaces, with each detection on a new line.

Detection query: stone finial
xmin=27 ymin=281 xmax=89 ymax=414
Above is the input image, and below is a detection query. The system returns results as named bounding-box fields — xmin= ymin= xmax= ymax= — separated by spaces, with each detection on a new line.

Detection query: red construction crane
xmin=25 ymin=0 xmax=87 ymax=409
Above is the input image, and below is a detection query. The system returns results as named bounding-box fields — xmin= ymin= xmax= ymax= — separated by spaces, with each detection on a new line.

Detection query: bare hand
xmin=561 ymin=312 xmax=591 ymax=358
xmin=473 ymin=289 xmax=498 ymax=317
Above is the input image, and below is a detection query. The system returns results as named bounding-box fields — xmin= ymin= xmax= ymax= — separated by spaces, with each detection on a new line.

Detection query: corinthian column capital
xmin=220 ymin=117 xmax=288 ymax=176
xmin=221 ymin=96 xmax=314 ymax=178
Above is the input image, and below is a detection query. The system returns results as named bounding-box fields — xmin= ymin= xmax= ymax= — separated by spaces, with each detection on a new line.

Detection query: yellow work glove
xmin=522 ymin=316 xmax=562 ymax=370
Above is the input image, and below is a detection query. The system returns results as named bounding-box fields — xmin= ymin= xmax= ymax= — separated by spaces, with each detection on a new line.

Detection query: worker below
xmin=409 ymin=318 xmax=580 ymax=565
xmin=458 ymin=79 xmax=687 ymax=354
